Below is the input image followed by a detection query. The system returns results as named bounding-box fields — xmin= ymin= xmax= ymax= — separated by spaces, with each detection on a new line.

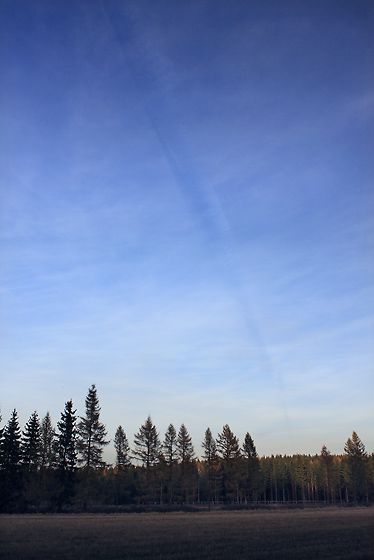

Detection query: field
xmin=1 ymin=507 xmax=373 ymax=560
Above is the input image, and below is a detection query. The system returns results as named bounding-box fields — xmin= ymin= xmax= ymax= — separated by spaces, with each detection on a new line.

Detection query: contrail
xmin=97 ymin=0 xmax=292 ymax=439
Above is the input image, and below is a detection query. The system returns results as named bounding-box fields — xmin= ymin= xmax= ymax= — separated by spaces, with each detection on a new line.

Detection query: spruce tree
xmin=163 ymin=424 xmax=178 ymax=503
xmin=77 ymin=385 xmax=109 ymax=470
xmin=242 ymin=432 xmax=260 ymax=501
xmin=217 ymin=424 xmax=241 ymax=460
xmin=343 ymin=432 xmax=368 ymax=502
xmin=114 ymin=426 xmax=131 ymax=470
xmin=56 ymin=400 xmax=78 ymax=509
xmin=57 ymin=400 xmax=77 ymax=474
xmin=0 ymin=410 xmax=22 ymax=511
xmin=202 ymin=428 xmax=217 ymax=462
xmin=201 ymin=428 xmax=218 ymax=507
xmin=163 ymin=424 xmax=177 ymax=466
xmin=133 ymin=415 xmax=161 ymax=476
xmin=40 ymin=412 xmax=56 ymax=469
xmin=176 ymin=424 xmax=195 ymax=464
xmin=21 ymin=411 xmax=41 ymax=472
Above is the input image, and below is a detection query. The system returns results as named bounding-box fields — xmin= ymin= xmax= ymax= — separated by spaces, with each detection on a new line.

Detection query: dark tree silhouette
xmin=202 ymin=428 xmax=217 ymax=462
xmin=176 ymin=424 xmax=195 ymax=465
xmin=242 ymin=432 xmax=260 ymax=501
xmin=217 ymin=424 xmax=241 ymax=460
xmin=163 ymin=423 xmax=178 ymax=502
xmin=114 ymin=426 xmax=130 ymax=470
xmin=163 ymin=424 xmax=177 ymax=466
xmin=57 ymin=400 xmax=77 ymax=474
xmin=21 ymin=411 xmax=41 ymax=472
xmin=133 ymin=415 xmax=161 ymax=479
xmin=344 ymin=432 xmax=368 ymax=502
xmin=77 ymin=385 xmax=109 ymax=470
xmin=40 ymin=412 xmax=56 ymax=469
xmin=0 ymin=410 xmax=22 ymax=511
xmin=56 ymin=400 xmax=78 ymax=509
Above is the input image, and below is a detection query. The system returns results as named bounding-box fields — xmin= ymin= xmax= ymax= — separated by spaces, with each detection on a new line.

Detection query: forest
xmin=1 ymin=384 xmax=373 ymax=513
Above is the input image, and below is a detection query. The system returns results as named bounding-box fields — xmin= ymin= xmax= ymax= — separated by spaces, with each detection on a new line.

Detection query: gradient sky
xmin=1 ymin=0 xmax=373 ymax=464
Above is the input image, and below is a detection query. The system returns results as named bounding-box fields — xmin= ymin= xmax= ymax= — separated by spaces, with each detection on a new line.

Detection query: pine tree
xmin=114 ymin=426 xmax=130 ymax=470
xmin=0 ymin=410 xmax=22 ymax=511
xmin=163 ymin=424 xmax=177 ymax=466
xmin=202 ymin=428 xmax=217 ymax=462
xmin=242 ymin=432 xmax=257 ymax=459
xmin=320 ymin=445 xmax=334 ymax=503
xmin=55 ymin=400 xmax=78 ymax=510
xmin=217 ymin=424 xmax=241 ymax=460
xmin=176 ymin=424 xmax=195 ymax=464
xmin=77 ymin=385 xmax=109 ymax=470
xmin=343 ymin=432 xmax=368 ymax=502
xmin=133 ymin=415 xmax=161 ymax=477
xmin=21 ymin=411 xmax=41 ymax=472
xmin=40 ymin=412 xmax=56 ymax=469
xmin=242 ymin=432 xmax=260 ymax=501
xmin=57 ymin=400 xmax=77 ymax=474
xmin=163 ymin=424 xmax=178 ymax=503
xmin=202 ymin=428 xmax=218 ymax=507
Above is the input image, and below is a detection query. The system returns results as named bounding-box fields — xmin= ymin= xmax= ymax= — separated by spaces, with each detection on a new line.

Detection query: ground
xmin=1 ymin=507 xmax=374 ymax=559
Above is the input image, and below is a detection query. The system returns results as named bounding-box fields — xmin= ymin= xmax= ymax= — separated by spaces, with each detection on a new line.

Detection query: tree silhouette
xmin=56 ymin=400 xmax=78 ymax=509
xmin=176 ymin=424 xmax=195 ymax=465
xmin=344 ymin=432 xmax=368 ymax=502
xmin=40 ymin=412 xmax=56 ymax=469
xmin=0 ymin=410 xmax=22 ymax=511
xmin=133 ymin=416 xmax=161 ymax=480
xmin=217 ymin=424 xmax=241 ymax=460
xmin=21 ymin=411 xmax=41 ymax=472
xmin=57 ymin=400 xmax=77 ymax=475
xmin=114 ymin=426 xmax=130 ymax=470
xmin=77 ymin=385 xmax=109 ymax=470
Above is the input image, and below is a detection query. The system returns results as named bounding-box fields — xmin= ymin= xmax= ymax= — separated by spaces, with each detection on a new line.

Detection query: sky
xmin=1 ymin=0 xmax=373 ymax=464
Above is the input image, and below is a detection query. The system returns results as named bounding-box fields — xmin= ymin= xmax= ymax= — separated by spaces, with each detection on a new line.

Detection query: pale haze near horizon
xmin=1 ymin=0 xmax=373 ymax=464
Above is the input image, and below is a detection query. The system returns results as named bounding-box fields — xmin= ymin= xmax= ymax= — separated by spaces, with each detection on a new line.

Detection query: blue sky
xmin=1 ymin=0 xmax=373 ymax=463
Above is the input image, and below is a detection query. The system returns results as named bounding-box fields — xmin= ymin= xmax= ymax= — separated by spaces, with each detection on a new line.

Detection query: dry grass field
xmin=1 ymin=507 xmax=373 ymax=560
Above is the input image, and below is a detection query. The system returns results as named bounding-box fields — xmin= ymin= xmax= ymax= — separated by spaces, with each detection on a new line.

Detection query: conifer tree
xmin=163 ymin=424 xmax=177 ymax=466
xmin=163 ymin=424 xmax=178 ymax=502
xmin=202 ymin=428 xmax=217 ymax=462
xmin=77 ymin=385 xmax=109 ymax=470
xmin=57 ymin=400 xmax=77 ymax=474
xmin=242 ymin=432 xmax=260 ymax=501
xmin=217 ymin=424 xmax=241 ymax=460
xmin=21 ymin=411 xmax=41 ymax=472
xmin=114 ymin=426 xmax=131 ymax=470
xmin=343 ymin=432 xmax=368 ymax=502
xmin=56 ymin=400 xmax=78 ymax=510
xmin=133 ymin=415 xmax=161 ymax=477
xmin=320 ymin=445 xmax=334 ymax=503
xmin=40 ymin=412 xmax=56 ymax=469
xmin=0 ymin=410 xmax=22 ymax=511
xmin=176 ymin=424 xmax=195 ymax=464
xmin=202 ymin=428 xmax=218 ymax=507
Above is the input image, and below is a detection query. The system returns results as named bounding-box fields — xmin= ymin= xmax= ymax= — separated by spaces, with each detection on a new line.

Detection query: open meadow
xmin=1 ymin=507 xmax=373 ymax=560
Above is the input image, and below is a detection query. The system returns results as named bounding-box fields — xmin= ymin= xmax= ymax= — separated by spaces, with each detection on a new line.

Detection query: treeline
xmin=1 ymin=384 xmax=373 ymax=512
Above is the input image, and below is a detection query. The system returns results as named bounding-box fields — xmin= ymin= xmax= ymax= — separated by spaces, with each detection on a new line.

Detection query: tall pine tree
xmin=343 ymin=432 xmax=368 ymax=502
xmin=77 ymin=385 xmax=109 ymax=470
xmin=176 ymin=424 xmax=195 ymax=464
xmin=21 ymin=411 xmax=41 ymax=472
xmin=133 ymin=415 xmax=161 ymax=477
xmin=57 ymin=400 xmax=77 ymax=475
xmin=56 ymin=400 xmax=78 ymax=510
xmin=40 ymin=412 xmax=56 ymax=469
xmin=0 ymin=410 xmax=22 ymax=511
xmin=114 ymin=426 xmax=130 ymax=470
xmin=217 ymin=424 xmax=241 ymax=460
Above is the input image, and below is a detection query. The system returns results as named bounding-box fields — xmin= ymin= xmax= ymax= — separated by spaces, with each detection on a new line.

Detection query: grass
xmin=1 ymin=507 xmax=374 ymax=559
